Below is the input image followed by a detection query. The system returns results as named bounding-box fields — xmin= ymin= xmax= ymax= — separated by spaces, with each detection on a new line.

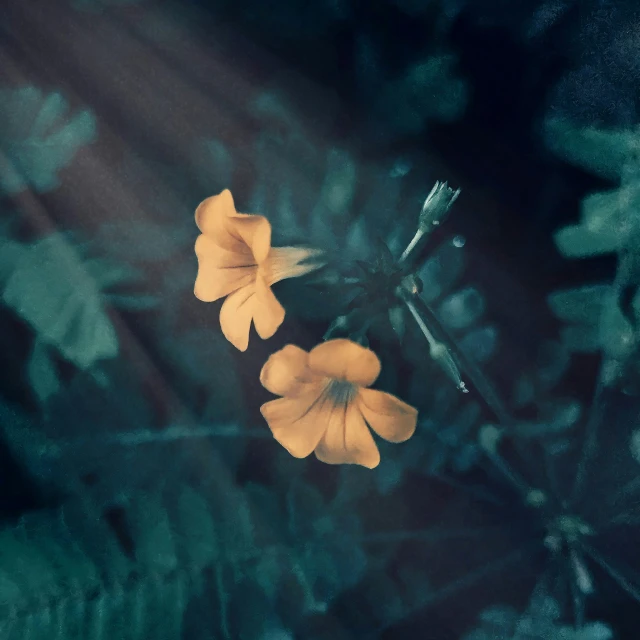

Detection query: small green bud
xmin=418 ymin=180 xmax=461 ymax=232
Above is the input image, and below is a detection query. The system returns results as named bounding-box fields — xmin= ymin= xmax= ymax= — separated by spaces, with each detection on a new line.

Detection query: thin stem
xmin=608 ymin=476 xmax=640 ymax=509
xmin=402 ymin=295 xmax=467 ymax=391
xmin=363 ymin=525 xmax=499 ymax=544
xmin=215 ymin=563 xmax=230 ymax=640
xmin=600 ymin=507 xmax=640 ymax=529
xmin=481 ymin=449 xmax=533 ymax=498
xmin=401 ymin=290 xmax=533 ymax=497
xmin=569 ymin=368 xmax=607 ymax=508
xmin=568 ymin=545 xmax=587 ymax=629
xmin=430 ymin=473 xmax=505 ymax=506
xmin=46 ymin=425 xmax=271 ymax=454
xmin=542 ymin=446 xmax=565 ymax=509
xmin=403 ymin=292 xmax=511 ymax=423
xmin=580 ymin=542 xmax=640 ymax=603
xmin=421 ymin=546 xmax=531 ymax=607
xmin=400 ymin=228 xmax=425 ymax=263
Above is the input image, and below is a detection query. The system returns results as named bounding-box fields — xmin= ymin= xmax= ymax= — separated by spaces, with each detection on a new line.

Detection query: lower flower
xmin=259 ymin=339 xmax=418 ymax=468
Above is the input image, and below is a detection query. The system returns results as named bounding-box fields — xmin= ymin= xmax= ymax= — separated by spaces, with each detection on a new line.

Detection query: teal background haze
xmin=0 ymin=1 xmax=639 ymax=638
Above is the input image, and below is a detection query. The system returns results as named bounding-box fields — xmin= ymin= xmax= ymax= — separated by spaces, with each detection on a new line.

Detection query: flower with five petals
xmin=194 ymin=190 xmax=322 ymax=351
xmin=259 ymin=339 xmax=418 ymax=468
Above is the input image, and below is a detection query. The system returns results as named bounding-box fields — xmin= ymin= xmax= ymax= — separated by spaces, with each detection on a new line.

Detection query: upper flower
xmin=259 ymin=339 xmax=418 ymax=468
xmin=194 ymin=189 xmax=321 ymax=351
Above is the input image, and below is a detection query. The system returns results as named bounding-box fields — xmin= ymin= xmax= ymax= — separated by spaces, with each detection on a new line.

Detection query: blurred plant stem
xmin=398 ymin=285 xmax=533 ymax=498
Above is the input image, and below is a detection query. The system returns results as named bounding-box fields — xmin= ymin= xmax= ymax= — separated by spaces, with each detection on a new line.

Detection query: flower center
xmin=326 ymin=379 xmax=357 ymax=406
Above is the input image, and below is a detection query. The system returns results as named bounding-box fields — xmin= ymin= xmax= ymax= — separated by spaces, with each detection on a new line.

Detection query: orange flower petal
xmin=253 ymin=275 xmax=285 ymax=339
xmin=194 ymin=235 xmax=256 ymax=302
xmin=260 ymin=345 xmax=323 ymax=397
xmin=260 ymin=387 xmax=331 ymax=458
xmin=315 ymin=401 xmax=381 ymax=469
xmin=195 ymin=190 xmax=271 ymax=263
xmin=231 ymin=217 xmax=271 ymax=264
xmin=308 ymin=339 xmax=381 ymax=387
xmin=358 ymin=388 xmax=418 ymax=443
xmin=219 ymin=284 xmax=255 ymax=351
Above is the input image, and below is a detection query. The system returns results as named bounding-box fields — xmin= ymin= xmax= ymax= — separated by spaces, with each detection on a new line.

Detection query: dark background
xmin=0 ymin=0 xmax=639 ymax=637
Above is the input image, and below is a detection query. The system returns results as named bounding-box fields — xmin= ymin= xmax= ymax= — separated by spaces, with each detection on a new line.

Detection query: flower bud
xmin=418 ymin=180 xmax=461 ymax=232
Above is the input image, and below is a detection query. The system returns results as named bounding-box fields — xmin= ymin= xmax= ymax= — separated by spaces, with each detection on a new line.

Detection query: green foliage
xmin=544 ymin=118 xmax=637 ymax=182
xmin=355 ymin=29 xmax=467 ymax=141
xmin=2 ymin=233 xmax=118 ymax=370
xmin=0 ymin=472 xmax=370 ymax=639
xmin=548 ymin=285 xmax=640 ymax=387
xmin=0 ymin=232 xmax=155 ymax=404
xmin=0 ymin=87 xmax=96 ymax=195
xmin=247 ymin=482 xmax=367 ymax=612
xmin=463 ymin=594 xmax=612 ymax=640
xmin=0 ymin=486 xmax=226 ymax=639
xmin=545 ymin=119 xmax=640 ymax=265
xmin=545 ymin=118 xmax=640 ymax=392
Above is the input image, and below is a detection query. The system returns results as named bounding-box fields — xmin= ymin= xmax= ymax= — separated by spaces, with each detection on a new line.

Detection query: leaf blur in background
xmin=0 ymin=0 xmax=639 ymax=638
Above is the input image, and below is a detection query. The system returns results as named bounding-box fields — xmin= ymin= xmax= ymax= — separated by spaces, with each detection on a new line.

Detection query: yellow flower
xmin=194 ymin=189 xmax=321 ymax=351
xmin=259 ymin=339 xmax=418 ymax=468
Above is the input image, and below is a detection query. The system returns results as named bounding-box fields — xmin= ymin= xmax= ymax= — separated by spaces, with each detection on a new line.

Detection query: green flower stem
xmin=399 ymin=288 xmax=510 ymax=422
xmin=400 ymin=228 xmax=426 ymax=264
xmin=402 ymin=294 xmax=468 ymax=392
xmin=399 ymin=287 xmax=533 ymax=498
